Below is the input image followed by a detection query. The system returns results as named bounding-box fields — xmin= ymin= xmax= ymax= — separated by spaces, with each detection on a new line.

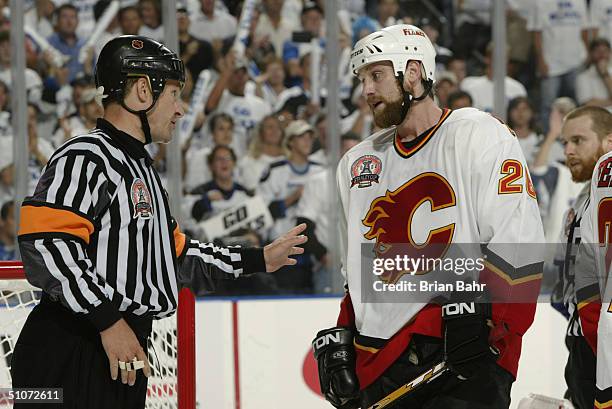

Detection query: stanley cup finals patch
xmin=131 ymin=178 xmax=153 ymax=219
xmin=351 ymin=155 xmax=382 ymax=188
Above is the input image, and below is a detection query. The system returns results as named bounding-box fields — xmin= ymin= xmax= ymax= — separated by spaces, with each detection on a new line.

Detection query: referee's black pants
xmin=11 ymin=294 xmax=150 ymax=409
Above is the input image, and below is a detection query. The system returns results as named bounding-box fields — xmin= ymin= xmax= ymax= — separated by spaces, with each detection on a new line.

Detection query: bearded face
xmin=568 ymin=145 xmax=605 ymax=183
xmin=371 ymin=92 xmax=405 ymax=128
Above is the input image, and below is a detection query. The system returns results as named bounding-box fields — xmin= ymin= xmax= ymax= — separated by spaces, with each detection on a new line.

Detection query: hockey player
xmin=312 ymin=24 xmax=544 ymax=408
xmin=550 ymin=106 xmax=612 ymax=409
xmin=577 ymin=114 xmax=612 ymax=409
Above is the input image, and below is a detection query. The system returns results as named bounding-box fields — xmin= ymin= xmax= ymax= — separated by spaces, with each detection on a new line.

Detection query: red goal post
xmin=0 ymin=261 xmax=195 ymax=409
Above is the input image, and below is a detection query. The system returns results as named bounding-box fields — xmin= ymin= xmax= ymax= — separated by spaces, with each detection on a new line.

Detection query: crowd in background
xmin=0 ymin=0 xmax=608 ymax=295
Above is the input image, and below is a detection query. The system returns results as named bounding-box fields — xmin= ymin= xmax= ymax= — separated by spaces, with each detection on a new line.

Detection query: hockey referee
xmin=10 ymin=35 xmax=307 ymax=409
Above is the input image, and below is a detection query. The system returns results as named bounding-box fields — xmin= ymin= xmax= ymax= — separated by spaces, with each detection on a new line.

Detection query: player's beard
xmin=372 ymin=95 xmax=405 ymax=128
xmin=569 ymin=145 xmax=605 ymax=182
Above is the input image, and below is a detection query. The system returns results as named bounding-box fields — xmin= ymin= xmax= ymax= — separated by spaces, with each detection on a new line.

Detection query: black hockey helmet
xmin=95 ymin=35 xmax=185 ymax=143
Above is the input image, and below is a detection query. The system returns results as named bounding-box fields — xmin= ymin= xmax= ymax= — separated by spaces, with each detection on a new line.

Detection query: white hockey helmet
xmin=350 ymin=24 xmax=437 ymax=84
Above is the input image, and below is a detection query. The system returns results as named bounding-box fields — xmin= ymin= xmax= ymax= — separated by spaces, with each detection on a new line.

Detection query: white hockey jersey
xmin=580 ymin=150 xmax=612 ymax=407
xmin=336 ymin=108 xmax=545 ymax=386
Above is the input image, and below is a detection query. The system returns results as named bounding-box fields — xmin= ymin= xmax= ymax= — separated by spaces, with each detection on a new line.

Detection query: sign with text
xmin=198 ymin=195 xmax=273 ymax=241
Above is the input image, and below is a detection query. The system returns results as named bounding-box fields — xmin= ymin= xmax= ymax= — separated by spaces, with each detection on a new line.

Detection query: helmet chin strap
xmin=121 ymin=100 xmax=157 ymax=145
xmin=395 ymin=72 xmax=433 ymax=124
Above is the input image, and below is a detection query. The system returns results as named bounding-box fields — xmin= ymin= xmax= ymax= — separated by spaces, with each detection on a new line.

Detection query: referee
xmin=11 ymin=35 xmax=306 ymax=409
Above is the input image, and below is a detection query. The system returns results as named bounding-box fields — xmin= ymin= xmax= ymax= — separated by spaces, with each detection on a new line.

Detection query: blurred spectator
xmin=190 ymin=146 xmax=253 ymax=221
xmin=507 ymin=96 xmax=542 ymax=166
xmin=55 ymin=74 xmax=95 ymax=121
xmin=258 ymin=120 xmax=324 ymax=292
xmin=434 ymin=71 xmax=458 ymax=109
xmin=92 ymin=0 xmax=121 ymax=59
xmin=529 ymin=0 xmax=589 ymax=130
xmin=506 ymin=0 xmax=533 ymax=82
xmin=447 ymin=90 xmax=473 ymax=109
xmin=296 ymin=132 xmax=360 ymax=293
xmin=589 ymin=0 xmax=612 ymax=47
xmin=118 ymin=5 xmax=142 ymax=35
xmin=242 ymin=5 xmax=277 ymax=70
xmin=26 ymin=103 xmax=54 ymax=193
xmin=55 ymin=0 xmax=97 ymax=40
xmin=185 ymin=113 xmax=234 ymax=193
xmin=282 ymin=1 xmax=324 ymax=81
xmin=177 ymin=4 xmax=214 ymax=79
xmin=255 ymin=0 xmax=298 ymax=58
xmin=187 ymin=145 xmax=276 ymax=295
xmin=376 ymin=0 xmax=400 ymax=28
xmin=52 ymin=86 xmax=104 ymax=148
xmin=276 ymin=53 xmax=320 ymax=120
xmin=460 ymin=43 xmax=527 ymax=113
xmin=254 ymin=57 xmax=287 ymax=109
xmin=576 ymin=38 xmax=612 ymax=107
xmin=420 ymin=17 xmax=453 ymax=73
xmin=351 ymin=14 xmax=378 ymax=46
xmin=446 ymin=56 xmax=467 ymax=85
xmin=139 ymin=0 xmax=163 ymax=42
xmin=24 ymin=0 xmax=55 ymax=39
xmin=453 ymin=0 xmax=491 ymax=61
xmin=189 ymin=0 xmax=238 ymax=44
xmin=0 ymin=31 xmax=43 ymax=105
xmin=237 ymin=114 xmax=286 ymax=191
xmin=0 ymin=200 xmax=14 ymax=260
xmin=534 ymin=97 xmax=578 ymax=168
xmin=205 ymin=52 xmax=271 ymax=156
xmin=47 ymin=4 xmax=94 ymax=84
xmin=309 ymin=113 xmax=328 ymax=164
xmin=258 ymin=119 xmax=324 ymax=242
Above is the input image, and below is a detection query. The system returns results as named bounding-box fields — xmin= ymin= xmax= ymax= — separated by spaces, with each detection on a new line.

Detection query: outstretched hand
xmin=264 ymin=223 xmax=308 ymax=273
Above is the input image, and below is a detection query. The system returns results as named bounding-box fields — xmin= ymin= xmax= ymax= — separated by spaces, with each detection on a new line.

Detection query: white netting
xmin=0 ymin=279 xmax=179 ymax=409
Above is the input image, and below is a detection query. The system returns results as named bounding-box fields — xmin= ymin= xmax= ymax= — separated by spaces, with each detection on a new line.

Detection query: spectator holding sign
xmin=258 ymin=119 xmax=325 ymax=293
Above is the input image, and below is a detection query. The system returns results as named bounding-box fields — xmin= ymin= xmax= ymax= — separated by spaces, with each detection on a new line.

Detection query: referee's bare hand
xmin=100 ymin=318 xmax=152 ymax=386
xmin=264 ymin=223 xmax=308 ymax=272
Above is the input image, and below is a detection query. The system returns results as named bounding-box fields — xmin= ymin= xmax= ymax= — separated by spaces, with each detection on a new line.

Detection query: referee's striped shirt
xmin=18 ymin=118 xmax=265 ymax=331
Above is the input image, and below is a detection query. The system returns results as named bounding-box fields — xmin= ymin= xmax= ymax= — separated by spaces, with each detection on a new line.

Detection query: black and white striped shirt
xmin=18 ymin=118 xmax=265 ymax=331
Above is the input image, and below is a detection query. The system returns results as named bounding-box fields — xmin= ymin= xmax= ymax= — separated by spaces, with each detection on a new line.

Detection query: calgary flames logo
xmin=362 ymin=172 xmax=456 ymax=283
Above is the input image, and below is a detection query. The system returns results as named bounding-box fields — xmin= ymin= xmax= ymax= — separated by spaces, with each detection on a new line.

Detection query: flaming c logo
xmin=362 ymin=172 xmax=456 ymax=283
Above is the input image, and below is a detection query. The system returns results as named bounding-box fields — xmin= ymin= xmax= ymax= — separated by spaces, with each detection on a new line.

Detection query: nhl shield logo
xmin=351 ymin=155 xmax=382 ymax=188
xmin=131 ymin=178 xmax=153 ymax=219
xmin=132 ymin=39 xmax=144 ymax=49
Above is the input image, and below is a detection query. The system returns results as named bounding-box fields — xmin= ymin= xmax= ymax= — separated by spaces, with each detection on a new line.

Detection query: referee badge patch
xmin=131 ymin=178 xmax=153 ymax=219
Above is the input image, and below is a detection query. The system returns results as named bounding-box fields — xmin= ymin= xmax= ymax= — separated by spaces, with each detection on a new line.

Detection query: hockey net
xmin=0 ymin=261 xmax=195 ymax=409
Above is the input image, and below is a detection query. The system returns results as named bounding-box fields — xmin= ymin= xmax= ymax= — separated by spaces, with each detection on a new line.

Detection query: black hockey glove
xmin=312 ymin=327 xmax=360 ymax=408
xmin=442 ymin=294 xmax=499 ymax=380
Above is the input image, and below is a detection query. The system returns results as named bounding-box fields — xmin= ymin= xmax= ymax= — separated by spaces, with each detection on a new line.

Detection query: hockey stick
xmin=366 ymin=361 xmax=449 ymax=409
